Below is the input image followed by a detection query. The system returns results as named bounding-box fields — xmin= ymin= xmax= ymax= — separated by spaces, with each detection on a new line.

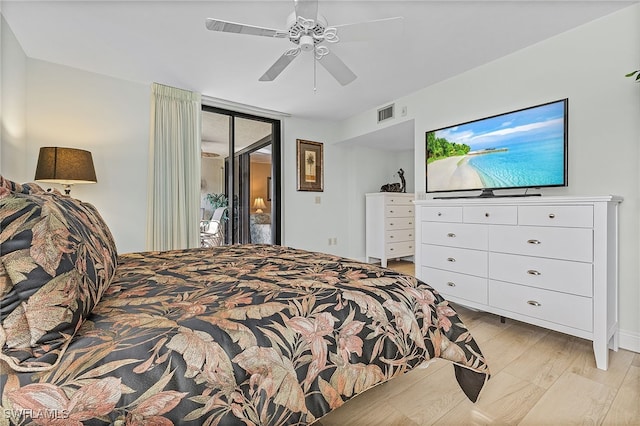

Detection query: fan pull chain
xmin=313 ymin=53 xmax=317 ymax=93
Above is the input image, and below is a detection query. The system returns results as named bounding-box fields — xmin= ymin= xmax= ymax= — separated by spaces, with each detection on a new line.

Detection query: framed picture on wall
xmin=296 ymin=139 xmax=324 ymax=192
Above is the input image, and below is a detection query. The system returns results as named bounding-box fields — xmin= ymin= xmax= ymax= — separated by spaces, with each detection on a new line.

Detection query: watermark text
xmin=3 ymin=408 xmax=70 ymax=420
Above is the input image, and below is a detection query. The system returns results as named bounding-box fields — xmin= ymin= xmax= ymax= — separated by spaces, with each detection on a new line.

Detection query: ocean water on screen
xmin=468 ymin=137 xmax=565 ymax=188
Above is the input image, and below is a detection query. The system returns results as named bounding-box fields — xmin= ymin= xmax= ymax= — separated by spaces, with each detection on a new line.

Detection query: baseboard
xmin=619 ymin=329 xmax=640 ymax=353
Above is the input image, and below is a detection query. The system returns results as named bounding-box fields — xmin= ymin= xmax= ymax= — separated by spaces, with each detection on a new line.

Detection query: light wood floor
xmin=316 ymin=260 xmax=640 ymax=425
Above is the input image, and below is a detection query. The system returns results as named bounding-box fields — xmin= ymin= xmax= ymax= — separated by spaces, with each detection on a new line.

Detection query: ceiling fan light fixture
xmin=322 ymin=27 xmax=339 ymax=43
xmin=315 ymin=46 xmax=329 ymax=59
xmin=285 ymin=47 xmax=301 ymax=57
xmin=299 ymin=35 xmax=315 ymax=51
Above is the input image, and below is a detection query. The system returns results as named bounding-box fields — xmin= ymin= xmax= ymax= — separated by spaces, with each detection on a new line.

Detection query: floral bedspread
xmin=1 ymin=245 xmax=489 ymax=425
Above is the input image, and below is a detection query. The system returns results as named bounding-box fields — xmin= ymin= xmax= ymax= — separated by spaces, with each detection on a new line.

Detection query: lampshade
xmin=35 ymin=147 xmax=97 ymax=193
xmin=253 ymin=197 xmax=266 ymax=213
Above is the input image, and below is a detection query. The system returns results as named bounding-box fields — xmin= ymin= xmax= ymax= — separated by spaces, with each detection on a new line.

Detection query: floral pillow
xmin=0 ymin=180 xmax=118 ymax=371
xmin=0 ymin=175 xmax=46 ymax=195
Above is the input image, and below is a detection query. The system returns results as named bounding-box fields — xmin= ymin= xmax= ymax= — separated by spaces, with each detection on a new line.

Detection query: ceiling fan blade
xmin=259 ymin=53 xmax=298 ymax=81
xmin=205 ymin=18 xmax=287 ymax=38
xmin=317 ymin=51 xmax=357 ymax=86
xmin=334 ymin=17 xmax=404 ymax=42
xmin=294 ymin=0 xmax=318 ymax=20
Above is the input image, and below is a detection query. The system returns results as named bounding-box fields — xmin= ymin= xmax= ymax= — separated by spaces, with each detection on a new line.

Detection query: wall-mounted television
xmin=426 ymin=99 xmax=568 ymax=197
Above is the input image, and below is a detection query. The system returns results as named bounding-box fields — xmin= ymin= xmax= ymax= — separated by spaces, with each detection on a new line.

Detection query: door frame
xmin=201 ymin=105 xmax=281 ymax=245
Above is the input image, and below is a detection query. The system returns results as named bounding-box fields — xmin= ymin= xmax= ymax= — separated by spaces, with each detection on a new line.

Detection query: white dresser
xmin=366 ymin=193 xmax=415 ymax=267
xmin=415 ymin=195 xmax=622 ymax=370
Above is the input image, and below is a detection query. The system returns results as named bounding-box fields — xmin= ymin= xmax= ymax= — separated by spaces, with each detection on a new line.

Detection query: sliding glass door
xmin=200 ymin=106 xmax=280 ymax=246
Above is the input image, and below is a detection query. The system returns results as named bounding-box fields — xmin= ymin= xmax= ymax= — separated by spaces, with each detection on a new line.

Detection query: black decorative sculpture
xmin=398 ymin=168 xmax=406 ymax=193
xmin=380 ymin=168 xmax=406 ymax=193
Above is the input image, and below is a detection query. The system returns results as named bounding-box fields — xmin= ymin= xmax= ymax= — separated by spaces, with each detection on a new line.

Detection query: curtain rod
xmin=201 ymin=95 xmax=291 ymax=118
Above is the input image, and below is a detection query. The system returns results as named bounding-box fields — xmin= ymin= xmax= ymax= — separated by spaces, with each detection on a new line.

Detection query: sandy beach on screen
xmin=427 ymin=155 xmax=484 ymax=191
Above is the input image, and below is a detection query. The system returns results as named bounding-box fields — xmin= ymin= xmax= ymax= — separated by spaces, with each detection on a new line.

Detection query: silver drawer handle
xmin=408 ymin=222 xmax=413 ymax=225
xmin=390 ymin=248 xmax=394 ymax=251
xmin=485 ymin=212 xmax=490 ymax=217
xmin=390 ymin=236 xmax=394 ymax=238
xmin=409 ymin=245 xmax=413 ymax=249
xmin=408 ymin=234 xmax=413 ymax=237
xmin=447 ymin=233 xmax=456 ymax=238
xmin=527 ymin=300 xmax=542 ymax=307
xmin=390 ymin=223 xmax=394 ymax=226
xmin=437 ymin=212 xmax=442 ymax=216
xmin=527 ymin=239 xmax=541 ymax=245
xmin=527 ymin=270 xmax=541 ymax=276
xmin=390 ymin=210 xmax=394 ymax=213
xmin=408 ymin=209 xmax=413 ymax=213
xmin=548 ymin=213 xmax=556 ymax=219
xmin=447 ymin=257 xmax=456 ymax=262
xmin=446 ymin=282 xmax=456 ymax=287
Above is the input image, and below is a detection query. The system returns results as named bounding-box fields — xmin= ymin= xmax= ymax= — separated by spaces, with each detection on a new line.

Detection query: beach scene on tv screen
xmin=426 ymin=101 xmax=566 ymax=192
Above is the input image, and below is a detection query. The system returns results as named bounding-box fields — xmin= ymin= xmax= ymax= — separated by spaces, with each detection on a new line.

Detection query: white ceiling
xmin=2 ymin=1 xmax=634 ymax=122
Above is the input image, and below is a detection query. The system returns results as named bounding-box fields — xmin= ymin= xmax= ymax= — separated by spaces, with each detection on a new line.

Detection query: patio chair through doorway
xmin=200 ymin=206 xmax=226 ymax=247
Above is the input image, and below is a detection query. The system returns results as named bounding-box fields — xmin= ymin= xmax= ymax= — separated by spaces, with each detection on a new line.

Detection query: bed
xmin=0 ymin=177 xmax=489 ymax=425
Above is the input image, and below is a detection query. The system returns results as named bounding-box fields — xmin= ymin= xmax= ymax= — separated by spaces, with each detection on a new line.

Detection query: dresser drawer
xmin=489 ymin=252 xmax=592 ymax=297
xmin=422 ymin=267 xmax=488 ymax=304
xmin=518 ymin=205 xmax=593 ymax=228
xmin=464 ymin=205 xmax=517 ymax=225
xmin=422 ymin=222 xmax=487 ymax=250
xmin=489 ymin=225 xmax=593 ymax=262
xmin=420 ymin=206 xmax=462 ymax=223
xmin=386 ymin=217 xmax=414 ymax=230
xmin=386 ymin=241 xmax=414 ymax=257
xmin=386 ymin=195 xmax=415 ymax=205
xmin=386 ymin=229 xmax=414 ymax=243
xmin=489 ymin=280 xmax=592 ymax=332
xmin=386 ymin=205 xmax=414 ymax=218
xmin=422 ymin=244 xmax=487 ymax=277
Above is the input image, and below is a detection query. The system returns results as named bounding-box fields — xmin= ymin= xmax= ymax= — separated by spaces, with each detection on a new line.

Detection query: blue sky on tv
xmin=435 ymin=101 xmax=565 ymax=150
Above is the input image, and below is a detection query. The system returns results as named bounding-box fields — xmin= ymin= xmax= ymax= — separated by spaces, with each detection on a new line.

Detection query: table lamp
xmin=35 ymin=147 xmax=97 ymax=194
xmin=253 ymin=197 xmax=266 ymax=213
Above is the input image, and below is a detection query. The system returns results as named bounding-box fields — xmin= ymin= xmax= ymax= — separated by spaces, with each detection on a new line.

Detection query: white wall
xmin=2 ymin=15 xmax=151 ymax=253
xmin=279 ymin=117 xmax=414 ymax=259
xmin=336 ymin=4 xmax=640 ymax=350
xmin=343 ymin=146 xmax=414 ymax=260
xmin=25 ymin=60 xmax=150 ymax=254
xmin=280 ymin=117 xmax=350 ymax=256
xmin=0 ymin=14 xmax=27 ymax=179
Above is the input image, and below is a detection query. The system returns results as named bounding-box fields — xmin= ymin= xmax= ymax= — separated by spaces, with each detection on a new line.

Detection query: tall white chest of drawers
xmin=366 ymin=193 xmax=415 ymax=267
xmin=415 ymin=196 xmax=622 ymax=370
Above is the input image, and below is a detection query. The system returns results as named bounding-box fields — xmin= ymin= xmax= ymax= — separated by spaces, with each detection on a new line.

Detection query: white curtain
xmin=147 ymin=83 xmax=201 ymax=251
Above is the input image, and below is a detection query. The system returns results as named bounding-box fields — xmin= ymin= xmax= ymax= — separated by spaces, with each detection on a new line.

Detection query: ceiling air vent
xmin=377 ymin=104 xmax=394 ymax=123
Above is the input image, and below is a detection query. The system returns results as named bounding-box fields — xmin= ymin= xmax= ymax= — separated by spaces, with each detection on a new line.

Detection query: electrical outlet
xmin=331 ymin=237 xmax=338 ymax=245
xmin=315 ymin=196 xmax=321 ymax=204
xmin=401 ymin=106 xmax=407 ymax=116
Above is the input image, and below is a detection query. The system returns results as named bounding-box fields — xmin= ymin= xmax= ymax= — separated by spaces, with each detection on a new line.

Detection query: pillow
xmin=0 ymin=175 xmax=46 ymax=195
xmin=0 ymin=186 xmax=118 ymax=371
xmin=250 ymin=212 xmax=271 ymax=225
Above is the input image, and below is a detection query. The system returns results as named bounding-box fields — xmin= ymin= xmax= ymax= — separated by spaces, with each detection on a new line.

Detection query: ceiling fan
xmin=205 ymin=0 xmax=403 ymax=86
